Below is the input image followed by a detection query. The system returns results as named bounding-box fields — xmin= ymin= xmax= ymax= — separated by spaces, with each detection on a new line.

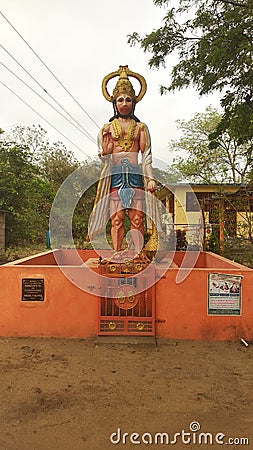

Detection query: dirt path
xmin=0 ymin=337 xmax=252 ymax=449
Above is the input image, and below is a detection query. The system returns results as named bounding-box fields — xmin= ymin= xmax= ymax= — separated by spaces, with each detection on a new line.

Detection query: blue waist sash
xmin=110 ymin=158 xmax=144 ymax=208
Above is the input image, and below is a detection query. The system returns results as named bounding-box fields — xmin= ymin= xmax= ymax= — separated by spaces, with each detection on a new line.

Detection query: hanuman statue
xmin=89 ymin=65 xmax=158 ymax=258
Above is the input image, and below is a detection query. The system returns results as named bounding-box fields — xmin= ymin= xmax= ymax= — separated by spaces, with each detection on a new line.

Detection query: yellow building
xmin=157 ymin=183 xmax=252 ymax=249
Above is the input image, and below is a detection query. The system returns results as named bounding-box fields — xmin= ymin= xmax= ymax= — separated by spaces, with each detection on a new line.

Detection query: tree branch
xmin=219 ymin=0 xmax=248 ymax=7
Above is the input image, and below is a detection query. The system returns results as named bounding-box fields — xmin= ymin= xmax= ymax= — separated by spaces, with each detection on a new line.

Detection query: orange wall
xmin=1 ymin=251 xmax=253 ymax=341
xmin=155 ymin=268 xmax=253 ymax=341
xmin=0 ymin=266 xmax=98 ymax=338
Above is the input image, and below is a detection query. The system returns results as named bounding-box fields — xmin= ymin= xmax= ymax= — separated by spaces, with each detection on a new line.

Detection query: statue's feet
xmin=110 ymin=249 xmax=136 ymax=263
xmin=99 ymin=248 xmax=141 ymax=265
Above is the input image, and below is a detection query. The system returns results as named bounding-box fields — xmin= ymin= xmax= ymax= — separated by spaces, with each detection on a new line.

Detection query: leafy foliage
xmin=0 ymin=125 xmax=101 ymax=248
xmin=4 ymin=124 xmax=49 ymax=160
xmin=0 ymin=141 xmax=53 ymax=245
xmin=40 ymin=144 xmax=80 ymax=188
xmin=171 ymin=107 xmax=253 ymax=183
xmin=128 ymin=0 xmax=253 ymax=143
xmin=153 ymin=165 xmax=183 ymax=185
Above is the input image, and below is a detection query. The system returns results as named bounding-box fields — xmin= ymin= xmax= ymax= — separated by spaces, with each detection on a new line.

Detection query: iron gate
xmin=98 ymin=275 xmax=155 ymax=335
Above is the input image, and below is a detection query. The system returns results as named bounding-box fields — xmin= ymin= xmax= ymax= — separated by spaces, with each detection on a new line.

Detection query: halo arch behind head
xmin=102 ymin=65 xmax=147 ymax=103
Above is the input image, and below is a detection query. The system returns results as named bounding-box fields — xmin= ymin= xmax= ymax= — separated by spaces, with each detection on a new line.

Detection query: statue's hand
xmin=102 ymin=132 xmax=113 ymax=155
xmin=147 ymin=179 xmax=157 ymax=192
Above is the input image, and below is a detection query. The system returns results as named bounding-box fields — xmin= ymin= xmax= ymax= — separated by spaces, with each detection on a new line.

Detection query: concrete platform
xmin=1 ymin=249 xmax=253 ymax=341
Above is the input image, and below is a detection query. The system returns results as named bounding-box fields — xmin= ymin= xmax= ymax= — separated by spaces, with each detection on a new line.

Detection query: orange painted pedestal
xmin=1 ymin=250 xmax=252 ymax=341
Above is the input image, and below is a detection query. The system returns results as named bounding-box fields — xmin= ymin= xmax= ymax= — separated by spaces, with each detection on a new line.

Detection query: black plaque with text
xmin=22 ymin=278 xmax=44 ymax=302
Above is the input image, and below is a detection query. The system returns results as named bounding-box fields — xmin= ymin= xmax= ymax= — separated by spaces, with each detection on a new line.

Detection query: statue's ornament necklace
xmin=112 ymin=118 xmax=137 ymax=152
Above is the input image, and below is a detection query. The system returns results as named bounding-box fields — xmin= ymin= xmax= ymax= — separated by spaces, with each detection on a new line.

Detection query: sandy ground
xmin=0 ymin=337 xmax=252 ymax=450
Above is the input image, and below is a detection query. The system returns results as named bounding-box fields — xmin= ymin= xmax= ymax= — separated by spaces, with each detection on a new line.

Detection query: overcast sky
xmin=1 ymin=0 xmax=221 ymax=166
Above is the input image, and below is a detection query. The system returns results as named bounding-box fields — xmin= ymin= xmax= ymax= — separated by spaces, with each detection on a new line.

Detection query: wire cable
xmin=0 ymin=44 xmax=97 ymax=144
xmin=0 ymin=10 xmax=100 ymax=129
xmin=0 ymin=61 xmax=97 ymax=144
xmin=0 ymin=80 xmax=93 ymax=160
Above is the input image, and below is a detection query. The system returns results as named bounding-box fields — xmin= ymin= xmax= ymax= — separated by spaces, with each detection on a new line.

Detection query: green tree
xmin=1 ymin=124 xmax=104 ymax=248
xmin=128 ymin=0 xmax=253 ymax=143
xmin=40 ymin=143 xmax=80 ymax=188
xmin=171 ymin=107 xmax=253 ymax=183
xmin=0 ymin=139 xmax=53 ymax=246
xmin=152 ymin=166 xmax=183 ymax=184
xmin=4 ymin=124 xmax=49 ymax=160
xmin=0 ymin=125 xmax=84 ymax=247
xmin=4 ymin=124 xmax=81 ymax=186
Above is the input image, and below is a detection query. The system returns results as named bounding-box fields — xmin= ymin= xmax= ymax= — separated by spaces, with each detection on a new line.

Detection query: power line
xmin=0 ymin=60 xmax=97 ymax=145
xmin=0 ymin=44 xmax=97 ymax=144
xmin=0 ymin=80 xmax=93 ymax=160
xmin=0 ymin=10 xmax=100 ymax=130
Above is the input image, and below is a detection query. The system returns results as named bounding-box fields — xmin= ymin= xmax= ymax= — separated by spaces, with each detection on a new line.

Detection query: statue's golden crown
xmin=102 ymin=65 xmax=147 ymax=103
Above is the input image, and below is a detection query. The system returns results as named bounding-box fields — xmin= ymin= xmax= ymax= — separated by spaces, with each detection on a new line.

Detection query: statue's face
xmin=116 ymin=94 xmax=133 ymax=117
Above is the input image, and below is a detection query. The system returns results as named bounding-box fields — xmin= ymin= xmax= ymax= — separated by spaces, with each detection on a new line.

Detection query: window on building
xmin=186 ymin=192 xmax=201 ymax=212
